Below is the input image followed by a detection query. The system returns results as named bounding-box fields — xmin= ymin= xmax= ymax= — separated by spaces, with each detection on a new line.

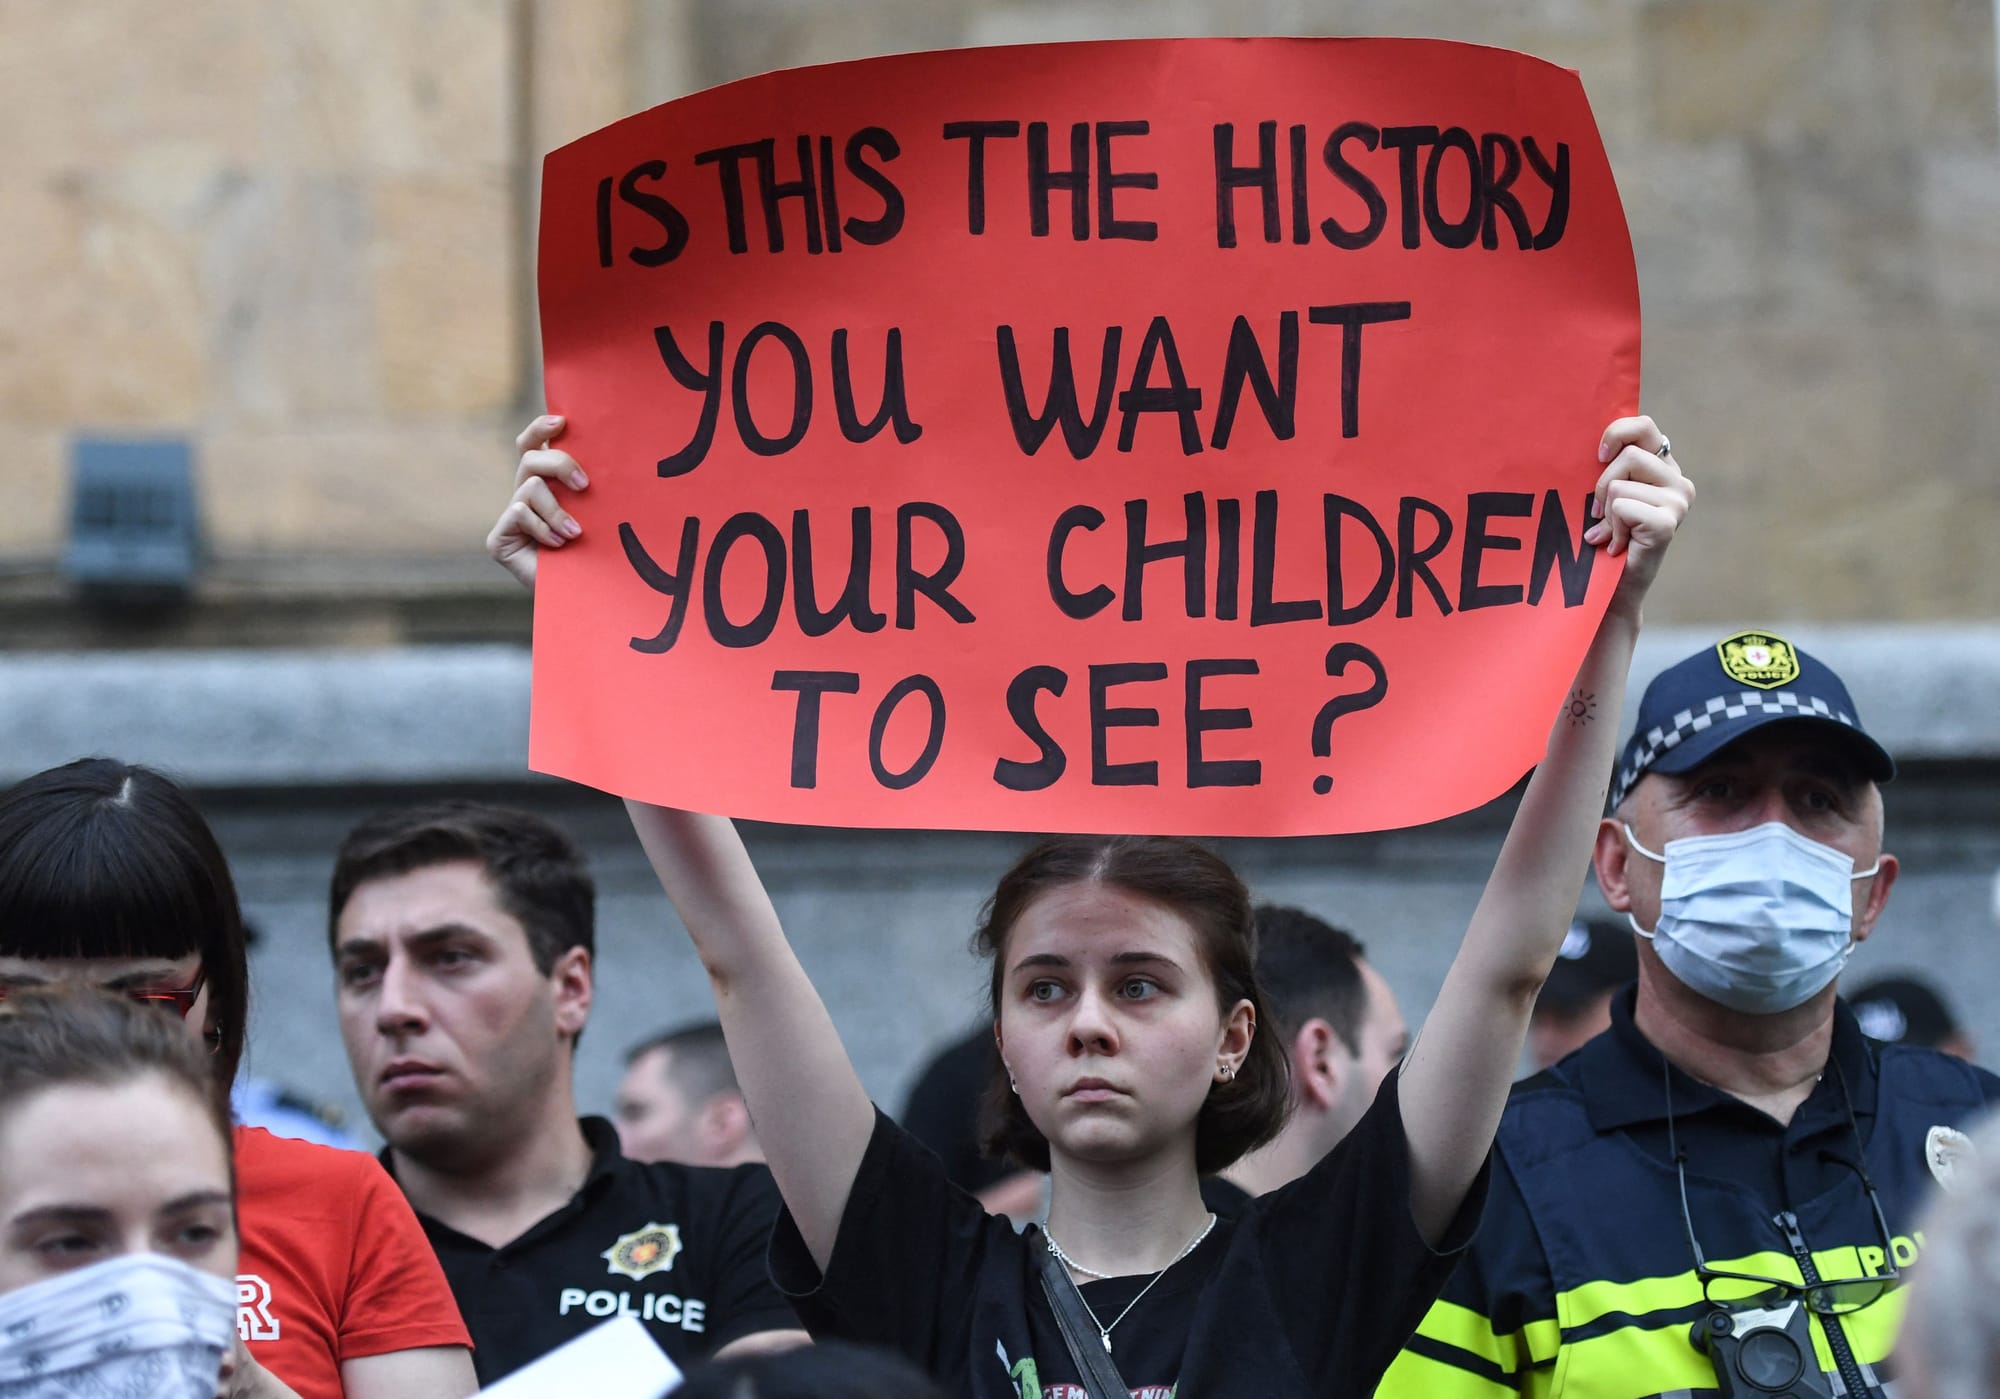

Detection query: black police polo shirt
xmin=385 ymin=1117 xmax=796 ymax=1384
xmin=1579 ymin=990 xmax=1894 ymax=1204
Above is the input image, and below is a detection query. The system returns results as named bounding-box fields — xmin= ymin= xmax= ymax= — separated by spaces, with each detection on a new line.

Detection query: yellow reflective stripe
xmin=1543 ymin=1303 xmax=1908 ymax=1399
xmin=1559 ymin=1322 xmax=1724 ymax=1398
xmin=1558 ymin=1248 xmax=1849 ymax=1330
xmin=1708 ymin=1248 xmax=1804 ymax=1276
xmin=1413 ymin=1235 xmax=1904 ymax=1396
xmin=1410 ymin=1299 xmax=1559 ymax=1369
xmin=1829 ymin=1286 xmax=1908 ymax=1366
xmin=1559 ymin=1269 xmax=1702 ymax=1328
xmin=1411 ymin=1300 xmax=1510 ymax=1360
xmin=1552 ymin=1264 xmax=1907 ymax=1395
xmin=1376 ymin=1345 xmax=1519 ymax=1399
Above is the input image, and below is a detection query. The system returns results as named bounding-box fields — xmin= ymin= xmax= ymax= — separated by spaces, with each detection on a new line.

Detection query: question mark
xmin=1310 ymin=642 xmax=1389 ymax=794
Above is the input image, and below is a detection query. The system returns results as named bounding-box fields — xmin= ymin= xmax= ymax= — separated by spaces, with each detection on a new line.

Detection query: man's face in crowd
xmin=333 ymin=859 xmax=590 ymax=1168
xmin=614 ymin=1047 xmax=702 ymax=1165
xmin=1596 ymin=723 xmax=1899 ymax=972
xmin=1324 ymin=959 xmax=1408 ymax=1146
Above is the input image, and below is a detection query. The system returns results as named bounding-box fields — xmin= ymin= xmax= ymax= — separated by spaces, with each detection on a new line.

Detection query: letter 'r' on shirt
xmin=235 ymin=1126 xmax=472 ymax=1399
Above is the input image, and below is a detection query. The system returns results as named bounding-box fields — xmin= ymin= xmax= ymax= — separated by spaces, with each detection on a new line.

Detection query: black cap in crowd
xmin=1611 ymin=630 xmax=1895 ymax=808
xmin=1538 ymin=917 xmax=1638 ymax=1017
xmin=1850 ymin=975 xmax=1961 ymax=1050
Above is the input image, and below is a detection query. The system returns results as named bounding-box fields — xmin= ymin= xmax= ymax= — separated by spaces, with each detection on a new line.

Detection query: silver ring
xmin=1656 ymin=435 xmax=1672 ymax=459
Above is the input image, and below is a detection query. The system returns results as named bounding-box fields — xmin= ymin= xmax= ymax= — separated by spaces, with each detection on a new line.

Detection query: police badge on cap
xmin=1610 ymin=630 xmax=1895 ymax=807
xmin=1715 ymin=632 xmax=1800 ymax=690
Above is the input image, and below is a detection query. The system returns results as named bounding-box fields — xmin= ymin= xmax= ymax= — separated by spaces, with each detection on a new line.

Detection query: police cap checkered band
xmin=1610 ymin=634 xmax=1894 ymax=808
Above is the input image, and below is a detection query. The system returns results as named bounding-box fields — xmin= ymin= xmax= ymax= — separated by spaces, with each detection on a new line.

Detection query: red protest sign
xmin=530 ymin=38 xmax=1638 ymax=836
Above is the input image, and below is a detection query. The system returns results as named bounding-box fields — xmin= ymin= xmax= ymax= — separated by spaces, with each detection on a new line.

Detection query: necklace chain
xmin=1044 ymin=1213 xmax=1217 ymax=1354
xmin=1042 ymin=1233 xmax=1114 ymax=1280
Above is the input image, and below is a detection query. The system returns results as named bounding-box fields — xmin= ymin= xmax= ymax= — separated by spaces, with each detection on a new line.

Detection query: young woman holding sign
xmin=496 ymin=412 xmax=1691 ymax=1397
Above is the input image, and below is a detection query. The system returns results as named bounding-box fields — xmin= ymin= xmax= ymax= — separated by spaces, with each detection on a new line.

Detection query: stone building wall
xmin=2 ymin=0 xmax=1995 ymax=640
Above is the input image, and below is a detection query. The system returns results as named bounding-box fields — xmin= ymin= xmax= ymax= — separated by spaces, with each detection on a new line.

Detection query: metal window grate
xmin=62 ymin=436 xmax=202 ymax=603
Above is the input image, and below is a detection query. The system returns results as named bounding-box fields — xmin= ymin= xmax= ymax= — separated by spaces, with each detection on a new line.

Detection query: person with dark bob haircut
xmin=0 ymin=758 xmax=252 ymax=1086
xmin=493 ymin=410 xmax=1693 ymax=1397
xmin=0 ymin=758 xmax=478 ymax=1399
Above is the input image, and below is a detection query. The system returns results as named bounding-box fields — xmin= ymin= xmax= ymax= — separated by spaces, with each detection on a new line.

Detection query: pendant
xmin=1101 ymin=1331 xmax=1113 ymax=1353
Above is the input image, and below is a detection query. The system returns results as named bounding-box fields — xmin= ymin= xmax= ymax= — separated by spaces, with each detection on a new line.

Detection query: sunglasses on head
xmin=0 ymin=966 xmax=208 ymax=1020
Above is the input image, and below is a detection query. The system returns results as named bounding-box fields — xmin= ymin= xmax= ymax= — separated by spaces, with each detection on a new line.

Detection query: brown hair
xmin=0 ymin=985 xmax=234 ymax=1160
xmin=0 ymin=758 xmax=250 ymax=1088
xmin=973 ymin=835 xmax=1290 ymax=1175
xmin=625 ymin=1020 xmax=738 ymax=1102
xmin=328 ymin=801 xmax=595 ymax=974
xmin=1252 ymin=904 xmax=1370 ymax=1055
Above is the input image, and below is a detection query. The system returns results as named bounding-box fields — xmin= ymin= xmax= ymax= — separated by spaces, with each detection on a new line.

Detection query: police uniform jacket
xmin=1378 ymin=991 xmax=1998 ymax=1399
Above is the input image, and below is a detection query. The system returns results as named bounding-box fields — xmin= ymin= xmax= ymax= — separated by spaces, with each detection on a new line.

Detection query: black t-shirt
xmin=1199 ymin=1175 xmax=1252 ymax=1217
xmin=771 ymin=1070 xmax=1486 ymax=1398
xmin=389 ymin=1117 xmax=797 ymax=1384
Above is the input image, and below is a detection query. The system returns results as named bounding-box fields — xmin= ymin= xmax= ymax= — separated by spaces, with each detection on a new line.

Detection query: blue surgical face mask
xmin=1621 ymin=821 xmax=1881 ymax=1015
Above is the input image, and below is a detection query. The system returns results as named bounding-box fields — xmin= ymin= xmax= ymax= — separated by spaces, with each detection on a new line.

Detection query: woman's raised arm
xmin=1396 ymin=415 xmax=1694 ymax=1245
xmin=621 ymin=803 xmax=875 ymax=1270
xmin=492 ymin=415 xmax=875 ymax=1270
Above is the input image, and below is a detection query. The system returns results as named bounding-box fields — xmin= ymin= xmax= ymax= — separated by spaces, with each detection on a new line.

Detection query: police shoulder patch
xmin=1926 ymin=1126 xmax=1975 ymax=1194
xmin=1716 ymin=630 xmax=1800 ymax=690
xmin=601 ymin=1222 xmax=683 ymax=1280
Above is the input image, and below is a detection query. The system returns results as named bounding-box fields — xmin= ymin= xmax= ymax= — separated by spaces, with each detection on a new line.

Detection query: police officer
xmin=327 ymin=802 xmax=807 ymax=1385
xmin=1381 ymin=631 xmax=2000 ymax=1399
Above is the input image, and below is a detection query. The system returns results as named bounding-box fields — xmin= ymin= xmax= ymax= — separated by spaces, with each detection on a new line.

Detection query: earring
xmin=1008 ymin=1074 xmax=1019 ymax=1094
xmin=1218 ymin=1063 xmax=1235 ymax=1082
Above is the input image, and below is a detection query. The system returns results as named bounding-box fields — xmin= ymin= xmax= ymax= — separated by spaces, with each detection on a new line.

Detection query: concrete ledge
xmin=3 ymin=625 xmax=1996 ymax=788
xmin=0 ymin=645 xmax=534 ymax=787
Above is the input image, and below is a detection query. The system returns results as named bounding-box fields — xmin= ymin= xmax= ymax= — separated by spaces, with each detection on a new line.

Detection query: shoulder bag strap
xmin=1033 ymin=1226 xmax=1133 ymax=1399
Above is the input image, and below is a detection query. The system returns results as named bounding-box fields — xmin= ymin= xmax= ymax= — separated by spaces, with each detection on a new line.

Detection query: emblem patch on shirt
xmin=1926 ymin=1125 xmax=1975 ymax=1193
xmin=1715 ymin=631 xmax=1800 ymax=690
xmin=601 ymin=1222 xmax=683 ymax=1280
